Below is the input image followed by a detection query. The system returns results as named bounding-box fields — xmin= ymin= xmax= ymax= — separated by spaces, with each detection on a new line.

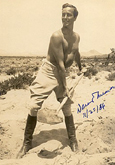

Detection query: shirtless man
xmin=17 ymin=3 xmax=82 ymax=158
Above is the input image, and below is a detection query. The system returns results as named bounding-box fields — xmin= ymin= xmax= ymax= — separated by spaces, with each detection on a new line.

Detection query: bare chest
xmin=62 ymin=36 xmax=78 ymax=55
xmin=62 ymin=36 xmax=78 ymax=67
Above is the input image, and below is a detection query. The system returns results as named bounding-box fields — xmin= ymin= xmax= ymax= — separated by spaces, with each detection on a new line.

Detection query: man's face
xmin=62 ymin=7 xmax=76 ymax=27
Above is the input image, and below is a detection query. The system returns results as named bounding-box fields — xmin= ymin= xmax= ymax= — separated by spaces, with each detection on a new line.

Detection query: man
xmin=17 ymin=3 xmax=82 ymax=158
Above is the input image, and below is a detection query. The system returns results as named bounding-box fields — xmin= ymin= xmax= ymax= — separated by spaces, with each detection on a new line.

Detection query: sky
xmin=0 ymin=0 xmax=115 ymax=56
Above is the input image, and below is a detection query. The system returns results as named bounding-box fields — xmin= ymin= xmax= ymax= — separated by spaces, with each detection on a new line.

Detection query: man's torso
xmin=47 ymin=29 xmax=79 ymax=68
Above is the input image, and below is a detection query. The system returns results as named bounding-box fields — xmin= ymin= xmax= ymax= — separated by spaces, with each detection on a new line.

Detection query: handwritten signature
xmin=83 ymin=103 xmax=105 ymax=118
xmin=77 ymin=86 xmax=115 ymax=113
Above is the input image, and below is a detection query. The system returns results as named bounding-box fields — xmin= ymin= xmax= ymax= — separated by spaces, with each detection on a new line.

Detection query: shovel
xmin=37 ymin=73 xmax=84 ymax=125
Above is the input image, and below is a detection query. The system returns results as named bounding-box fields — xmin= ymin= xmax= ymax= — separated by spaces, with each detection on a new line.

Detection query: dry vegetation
xmin=0 ymin=56 xmax=43 ymax=95
xmin=0 ymin=56 xmax=42 ymax=74
xmin=0 ymin=56 xmax=115 ymax=96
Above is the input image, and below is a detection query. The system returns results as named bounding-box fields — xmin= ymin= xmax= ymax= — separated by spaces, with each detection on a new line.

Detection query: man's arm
xmin=74 ymin=34 xmax=82 ymax=71
xmin=75 ymin=49 xmax=87 ymax=74
xmin=75 ymin=49 xmax=82 ymax=71
xmin=49 ymin=32 xmax=67 ymax=91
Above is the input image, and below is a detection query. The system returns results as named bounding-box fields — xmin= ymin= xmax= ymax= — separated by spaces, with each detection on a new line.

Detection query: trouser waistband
xmin=42 ymin=59 xmax=57 ymax=69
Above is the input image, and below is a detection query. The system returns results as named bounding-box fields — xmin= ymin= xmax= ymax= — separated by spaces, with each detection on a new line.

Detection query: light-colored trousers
xmin=29 ymin=59 xmax=74 ymax=116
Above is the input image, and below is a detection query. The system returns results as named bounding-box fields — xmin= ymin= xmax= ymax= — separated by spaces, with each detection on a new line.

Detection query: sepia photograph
xmin=0 ymin=0 xmax=115 ymax=164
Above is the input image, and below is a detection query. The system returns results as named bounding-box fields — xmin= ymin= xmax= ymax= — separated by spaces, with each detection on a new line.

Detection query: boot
xmin=17 ymin=114 xmax=37 ymax=158
xmin=65 ymin=114 xmax=78 ymax=152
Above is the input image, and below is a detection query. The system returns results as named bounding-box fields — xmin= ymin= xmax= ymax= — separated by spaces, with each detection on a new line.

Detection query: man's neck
xmin=61 ymin=26 xmax=73 ymax=36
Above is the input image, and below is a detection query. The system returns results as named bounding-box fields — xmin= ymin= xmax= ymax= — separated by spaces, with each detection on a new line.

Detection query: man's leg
xmin=16 ymin=105 xmax=41 ymax=159
xmin=17 ymin=86 xmax=56 ymax=158
xmin=54 ymin=78 xmax=78 ymax=152
xmin=16 ymin=113 xmax=37 ymax=158
xmin=17 ymin=60 xmax=59 ymax=158
xmin=61 ymin=101 xmax=78 ymax=152
xmin=24 ymin=114 xmax=37 ymax=150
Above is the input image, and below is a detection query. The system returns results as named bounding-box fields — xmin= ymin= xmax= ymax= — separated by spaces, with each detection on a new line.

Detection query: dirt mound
xmin=37 ymin=108 xmax=63 ymax=125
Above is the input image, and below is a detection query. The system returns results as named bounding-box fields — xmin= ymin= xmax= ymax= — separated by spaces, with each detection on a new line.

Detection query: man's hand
xmin=63 ymin=87 xmax=70 ymax=97
xmin=63 ymin=87 xmax=74 ymax=99
xmin=77 ymin=68 xmax=87 ymax=76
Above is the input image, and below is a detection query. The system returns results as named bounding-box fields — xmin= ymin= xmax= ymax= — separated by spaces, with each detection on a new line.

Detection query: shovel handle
xmin=57 ymin=97 xmax=68 ymax=112
xmin=57 ymin=73 xmax=84 ymax=112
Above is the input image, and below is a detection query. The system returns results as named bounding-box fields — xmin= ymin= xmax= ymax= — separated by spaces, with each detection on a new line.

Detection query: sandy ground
xmin=0 ymin=71 xmax=115 ymax=165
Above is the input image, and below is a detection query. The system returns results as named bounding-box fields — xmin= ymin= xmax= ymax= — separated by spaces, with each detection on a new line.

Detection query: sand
xmin=0 ymin=71 xmax=115 ymax=165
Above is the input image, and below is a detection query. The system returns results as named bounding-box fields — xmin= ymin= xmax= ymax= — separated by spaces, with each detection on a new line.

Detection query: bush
xmin=0 ymin=73 xmax=35 ymax=95
xmin=84 ymin=67 xmax=98 ymax=78
xmin=106 ymin=72 xmax=115 ymax=81
xmin=32 ymin=66 xmax=39 ymax=72
xmin=6 ymin=67 xmax=17 ymax=75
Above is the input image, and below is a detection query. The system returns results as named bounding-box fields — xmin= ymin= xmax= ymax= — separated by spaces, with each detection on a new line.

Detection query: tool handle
xmin=57 ymin=73 xmax=84 ymax=112
xmin=57 ymin=97 xmax=68 ymax=112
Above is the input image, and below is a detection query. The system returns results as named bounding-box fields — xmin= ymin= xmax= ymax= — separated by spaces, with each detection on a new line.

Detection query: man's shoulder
xmin=50 ymin=30 xmax=62 ymax=43
xmin=51 ymin=30 xmax=62 ymax=38
xmin=73 ymin=32 xmax=80 ymax=41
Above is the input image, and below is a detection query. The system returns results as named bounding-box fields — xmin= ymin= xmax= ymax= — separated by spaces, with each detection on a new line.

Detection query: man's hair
xmin=62 ymin=3 xmax=78 ymax=18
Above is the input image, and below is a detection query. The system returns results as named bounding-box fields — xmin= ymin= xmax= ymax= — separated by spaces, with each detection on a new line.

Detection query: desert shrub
xmin=25 ymin=65 xmax=39 ymax=73
xmin=0 ymin=73 xmax=35 ymax=95
xmin=100 ymin=63 xmax=115 ymax=72
xmin=105 ymin=67 xmax=112 ymax=72
xmin=105 ymin=61 xmax=109 ymax=66
xmin=26 ymin=66 xmax=31 ymax=72
xmin=82 ymin=63 xmax=86 ymax=67
xmin=91 ymin=68 xmax=98 ymax=75
xmin=84 ymin=67 xmax=98 ymax=78
xmin=32 ymin=66 xmax=39 ymax=72
xmin=6 ymin=67 xmax=17 ymax=75
xmin=12 ymin=61 xmax=15 ymax=64
xmin=106 ymin=72 xmax=115 ymax=81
